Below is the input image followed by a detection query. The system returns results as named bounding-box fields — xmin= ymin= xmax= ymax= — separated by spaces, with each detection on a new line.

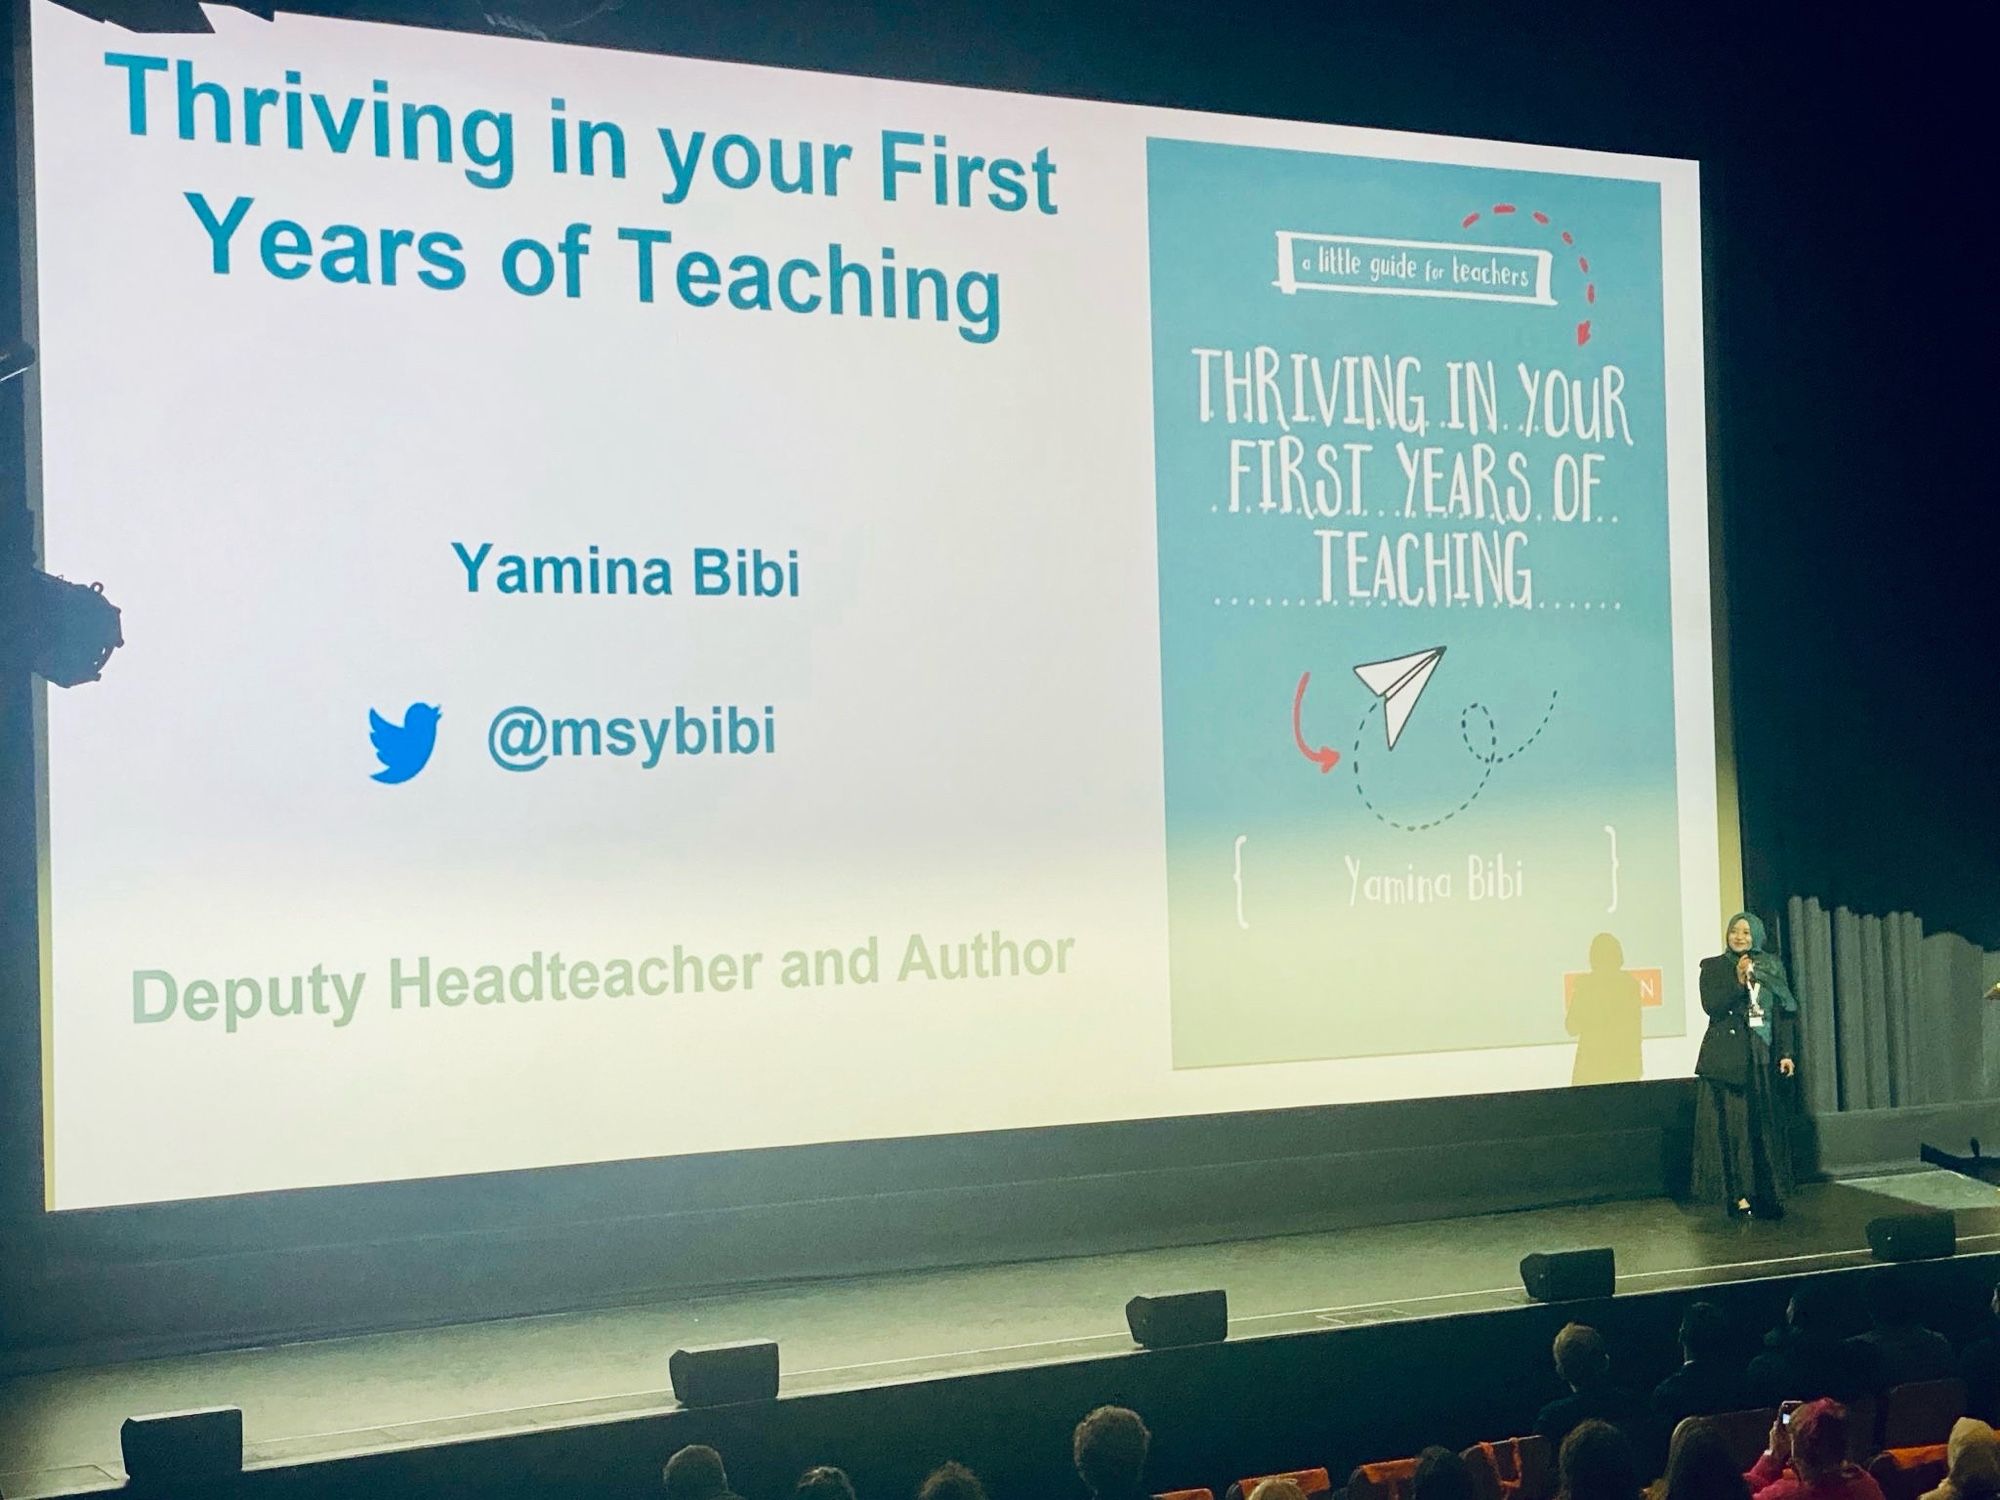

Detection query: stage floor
xmin=4 ymin=1169 xmax=1996 ymax=1498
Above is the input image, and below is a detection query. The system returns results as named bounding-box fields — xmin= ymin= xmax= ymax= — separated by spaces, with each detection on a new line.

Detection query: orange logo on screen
xmin=1561 ymin=968 xmax=1665 ymax=1008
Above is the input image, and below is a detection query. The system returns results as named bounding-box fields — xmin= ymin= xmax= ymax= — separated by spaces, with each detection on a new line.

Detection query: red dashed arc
xmin=1459 ymin=202 xmax=1596 ymax=346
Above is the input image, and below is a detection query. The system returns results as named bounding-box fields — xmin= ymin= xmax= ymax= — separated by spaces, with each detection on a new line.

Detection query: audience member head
xmin=1786 ymin=1283 xmax=1830 ymax=1335
xmin=1558 ymin=1420 xmax=1641 ymax=1500
xmin=1662 ymin=1420 xmax=1751 ymax=1500
xmin=1867 ymin=1273 xmax=1921 ymax=1331
xmin=1555 ymin=1322 xmax=1613 ymax=1391
xmin=1789 ymin=1401 xmax=1851 ymax=1485
xmin=1679 ymin=1302 xmax=1732 ymax=1365
xmin=1989 ymin=1279 xmax=2000 ymax=1324
xmin=1251 ymin=1482 xmax=1310 ymax=1500
xmin=796 ymin=1467 xmax=859 ymax=1500
xmin=917 ymin=1461 xmax=987 ymax=1500
xmin=1946 ymin=1419 xmax=2000 ymax=1500
xmin=1412 ymin=1446 xmax=1480 ymax=1500
xmin=664 ymin=1444 xmax=730 ymax=1500
xmin=1073 ymin=1405 xmax=1151 ymax=1498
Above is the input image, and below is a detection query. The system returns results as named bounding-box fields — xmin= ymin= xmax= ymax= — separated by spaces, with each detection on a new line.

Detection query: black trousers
xmin=1693 ymin=1044 xmax=1793 ymax=1208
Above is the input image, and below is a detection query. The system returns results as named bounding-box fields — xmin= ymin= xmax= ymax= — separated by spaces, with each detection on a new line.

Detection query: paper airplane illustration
xmin=1353 ymin=646 xmax=1446 ymax=751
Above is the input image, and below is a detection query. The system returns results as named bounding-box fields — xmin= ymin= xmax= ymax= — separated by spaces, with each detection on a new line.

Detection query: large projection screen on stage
xmin=25 ymin=1 xmax=1725 ymax=1209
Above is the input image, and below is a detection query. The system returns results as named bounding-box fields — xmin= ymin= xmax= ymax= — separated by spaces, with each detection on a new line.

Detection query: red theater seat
xmin=1867 ymin=1444 xmax=1948 ymax=1500
xmin=1228 ymin=1468 xmax=1334 ymax=1500
xmin=1461 ymin=1436 xmax=1556 ymax=1500
xmin=1346 ymin=1456 xmax=1421 ymax=1500
xmin=1879 ymin=1380 xmax=1969 ymax=1450
xmin=1156 ymin=1491 xmax=1216 ymax=1500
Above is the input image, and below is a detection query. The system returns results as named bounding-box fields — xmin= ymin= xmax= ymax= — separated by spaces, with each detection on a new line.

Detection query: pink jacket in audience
xmin=1746 ymin=1452 xmax=1887 ymax=1500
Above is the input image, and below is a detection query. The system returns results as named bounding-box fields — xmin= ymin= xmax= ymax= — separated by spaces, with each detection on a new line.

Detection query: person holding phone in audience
xmin=1746 ymin=1401 xmax=1883 ymax=1500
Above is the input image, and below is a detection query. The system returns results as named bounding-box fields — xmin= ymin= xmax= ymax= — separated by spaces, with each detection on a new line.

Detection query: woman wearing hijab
xmin=1694 ymin=912 xmax=1797 ymax=1219
xmin=1918 ymin=1419 xmax=2000 ymax=1500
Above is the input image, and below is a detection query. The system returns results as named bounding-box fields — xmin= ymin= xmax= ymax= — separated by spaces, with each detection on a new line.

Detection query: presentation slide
xmin=26 ymin=1 xmax=1719 ymax=1209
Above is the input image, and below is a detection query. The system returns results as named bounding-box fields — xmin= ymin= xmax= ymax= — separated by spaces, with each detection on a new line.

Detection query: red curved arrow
xmin=1293 ymin=671 xmax=1340 ymax=773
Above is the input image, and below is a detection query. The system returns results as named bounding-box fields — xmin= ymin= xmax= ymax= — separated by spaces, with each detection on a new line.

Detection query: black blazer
xmin=1694 ymin=953 xmax=1796 ymax=1087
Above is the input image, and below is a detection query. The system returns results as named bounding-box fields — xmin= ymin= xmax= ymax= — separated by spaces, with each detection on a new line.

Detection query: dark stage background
xmin=0 ymin=0 xmax=1993 ymax=1361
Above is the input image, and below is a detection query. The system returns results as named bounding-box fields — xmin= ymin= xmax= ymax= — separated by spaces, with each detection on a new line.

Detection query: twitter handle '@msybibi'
xmin=487 ymin=703 xmax=777 ymax=772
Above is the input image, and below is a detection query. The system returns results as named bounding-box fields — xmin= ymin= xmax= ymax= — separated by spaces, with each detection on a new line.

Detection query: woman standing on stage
xmin=1693 ymin=912 xmax=1797 ymax=1220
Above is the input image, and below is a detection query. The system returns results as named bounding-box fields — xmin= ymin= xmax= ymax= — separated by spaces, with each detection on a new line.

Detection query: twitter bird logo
xmin=369 ymin=702 xmax=442 ymax=784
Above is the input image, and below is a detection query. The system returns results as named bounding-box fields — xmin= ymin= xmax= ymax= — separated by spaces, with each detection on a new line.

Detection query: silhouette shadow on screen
xmin=1567 ymin=933 xmax=1643 ymax=1087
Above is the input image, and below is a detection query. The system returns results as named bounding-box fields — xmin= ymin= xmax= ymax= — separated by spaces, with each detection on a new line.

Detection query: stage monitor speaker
xmin=1520 ymin=1248 xmax=1615 ymax=1303
xmin=1867 ymin=1210 xmax=1956 ymax=1262
xmin=120 ymin=1406 xmax=243 ymax=1490
xmin=668 ymin=1339 xmax=780 ymax=1406
xmin=1125 ymin=1289 xmax=1229 ymax=1349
